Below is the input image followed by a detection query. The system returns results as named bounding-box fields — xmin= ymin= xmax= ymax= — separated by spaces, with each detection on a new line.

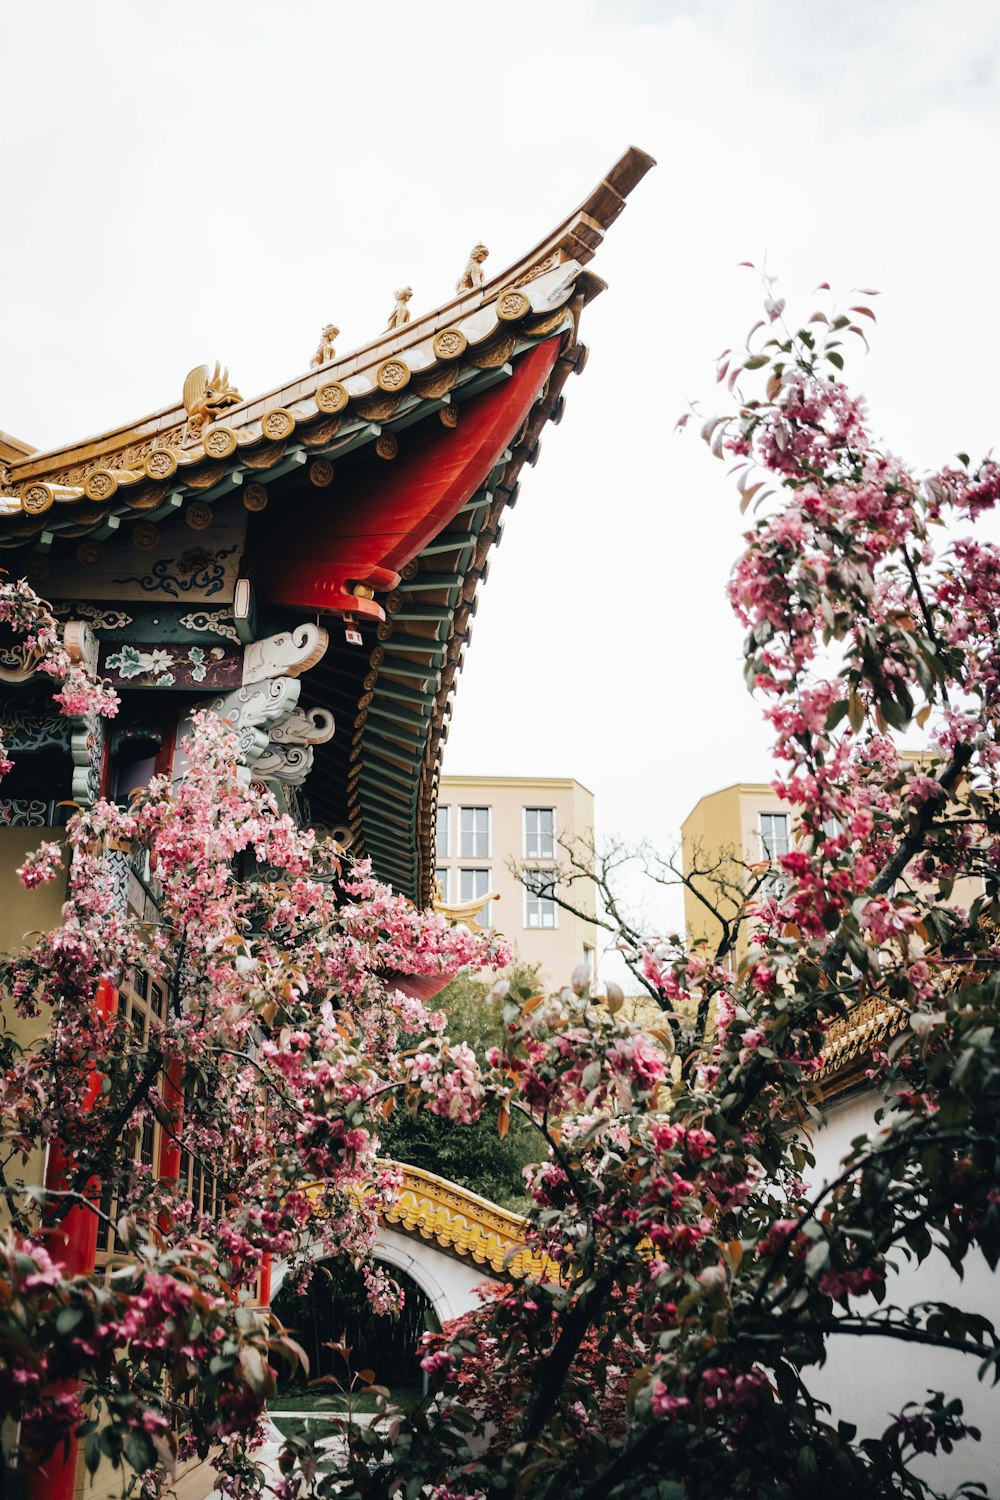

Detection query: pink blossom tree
xmin=3 ymin=278 xmax=1000 ymax=1498
xmin=0 ymin=587 xmax=505 ymax=1494
xmin=286 ymin=291 xmax=998 ymax=1499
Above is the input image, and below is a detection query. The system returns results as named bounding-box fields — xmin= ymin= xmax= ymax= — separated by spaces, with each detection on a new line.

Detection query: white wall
xmin=807 ymin=1092 xmax=1000 ymax=1492
xmin=373 ymin=1228 xmax=492 ymax=1323
xmin=271 ymin=1231 xmax=492 ymax=1326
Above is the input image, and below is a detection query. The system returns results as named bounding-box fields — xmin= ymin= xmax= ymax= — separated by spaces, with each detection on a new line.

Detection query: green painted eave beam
xmin=388 ymin=602 xmax=454 ymax=623
xmin=397 ymin=573 xmax=463 ymax=593
xmin=364 ymin=846 xmax=415 ymax=876
xmin=418 ymin=532 xmax=475 ymax=557
xmin=362 ymin=739 xmax=419 ymax=775
xmin=360 ymin=758 xmax=418 ymax=795
xmin=360 ymin=807 xmax=412 ymax=838
xmin=313 ymin=421 xmax=383 ymax=462
xmin=359 ymin=757 xmax=416 ymax=794
xmin=360 ymin=788 xmax=415 ymax=822
xmin=364 ymin=697 xmax=427 ymax=732
xmin=377 ymin=654 xmax=441 ymax=685
xmin=373 ymin=677 xmax=438 ymax=708
xmin=187 ymin=468 xmax=247 ymax=507
xmin=363 ymin=722 xmax=423 ymax=756
xmin=457 ymin=488 xmax=493 ymax=515
xmin=379 ymin=630 xmax=449 ymax=653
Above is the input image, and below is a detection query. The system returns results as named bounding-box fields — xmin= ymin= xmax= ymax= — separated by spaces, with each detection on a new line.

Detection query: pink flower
xmin=17 ymin=841 xmax=64 ymax=889
xmin=420 ymin=1349 xmax=456 ymax=1379
xmin=651 ymin=1381 xmax=691 ymax=1420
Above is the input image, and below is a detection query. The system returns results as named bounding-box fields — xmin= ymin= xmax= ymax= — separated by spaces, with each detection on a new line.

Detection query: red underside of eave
xmin=248 ymin=338 xmax=560 ymax=613
xmin=383 ymin=970 xmax=460 ymax=1004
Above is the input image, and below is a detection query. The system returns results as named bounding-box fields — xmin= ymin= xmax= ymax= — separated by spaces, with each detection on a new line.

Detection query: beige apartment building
xmin=681 ymin=761 xmax=982 ymax=963
xmin=681 ymin=782 xmax=787 ymax=960
xmin=436 ymin=775 xmax=597 ymax=988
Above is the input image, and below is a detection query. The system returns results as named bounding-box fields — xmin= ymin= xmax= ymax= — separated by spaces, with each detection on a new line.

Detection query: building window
xmin=759 ymin=812 xmax=789 ymax=861
xmin=459 ymin=806 xmax=491 ymax=858
xmin=97 ymin=968 xmax=167 ymax=1257
xmin=435 ymin=867 xmax=449 ymax=903
xmin=459 ymin=867 xmax=492 ymax=926
xmin=436 ymin=805 xmax=450 ymax=858
xmin=524 ymin=806 xmax=555 ymax=859
xmin=524 ymin=870 xmax=558 ymax=929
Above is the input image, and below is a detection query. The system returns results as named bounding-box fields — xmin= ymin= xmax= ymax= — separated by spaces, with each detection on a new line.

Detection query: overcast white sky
xmin=4 ymin=0 xmax=1000 ymax=958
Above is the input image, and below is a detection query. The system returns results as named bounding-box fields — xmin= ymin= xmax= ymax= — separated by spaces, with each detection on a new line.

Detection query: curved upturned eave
xmin=4 ymin=147 xmax=654 ymax=487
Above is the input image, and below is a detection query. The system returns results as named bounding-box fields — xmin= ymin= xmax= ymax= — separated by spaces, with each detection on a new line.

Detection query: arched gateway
xmin=272 ymin=1163 xmax=546 ymax=1323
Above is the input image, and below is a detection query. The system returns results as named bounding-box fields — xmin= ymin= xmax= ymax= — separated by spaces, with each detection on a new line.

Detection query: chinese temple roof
xmin=0 ymin=147 xmax=654 ymax=903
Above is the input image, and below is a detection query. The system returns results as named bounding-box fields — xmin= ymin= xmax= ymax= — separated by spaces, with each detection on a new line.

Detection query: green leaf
xmin=55 ymin=1306 xmax=85 ymax=1337
xmin=797 ymin=1445 xmax=819 ymax=1480
xmin=824 ymin=698 xmax=849 ymax=731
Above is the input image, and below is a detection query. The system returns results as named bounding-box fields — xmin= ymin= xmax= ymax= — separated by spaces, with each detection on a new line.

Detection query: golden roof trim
xmin=817 ymin=996 xmax=908 ymax=1093
xmin=379 ymin=1161 xmax=548 ymax=1279
xmin=3 ymin=148 xmax=654 ymax=504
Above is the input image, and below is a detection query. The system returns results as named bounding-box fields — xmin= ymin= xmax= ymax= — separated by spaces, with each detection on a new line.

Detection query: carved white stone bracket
xmin=0 ymin=641 xmax=46 ymax=685
xmin=0 ymin=619 xmax=99 ymax=687
xmin=236 ymin=726 xmax=271 ymax=763
xmin=207 ymin=676 xmax=301 ymax=736
xmin=253 ymin=742 xmax=314 ymax=785
xmin=242 ymin=624 xmax=329 ymax=685
xmin=63 ymin=621 xmax=99 ymax=677
xmin=267 ymin=706 xmax=335 ymax=745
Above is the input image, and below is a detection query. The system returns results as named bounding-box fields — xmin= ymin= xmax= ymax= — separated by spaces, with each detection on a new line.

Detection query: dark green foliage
xmin=273 ymin=1259 xmax=432 ymax=1393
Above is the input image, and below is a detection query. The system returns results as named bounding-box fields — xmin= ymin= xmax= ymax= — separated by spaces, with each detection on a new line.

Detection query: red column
xmin=156 ymin=1057 xmax=184 ymax=1235
xmin=22 ymin=976 xmax=118 ymax=1500
xmin=258 ymin=1252 xmax=273 ymax=1309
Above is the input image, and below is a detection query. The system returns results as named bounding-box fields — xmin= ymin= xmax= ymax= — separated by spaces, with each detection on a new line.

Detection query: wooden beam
xmin=373 ymin=677 xmax=437 ymax=708
xmin=364 ymin=697 xmax=427 ymax=731
xmin=378 ymin=653 xmax=441 ymax=684
xmin=363 ymin=723 xmax=421 ymax=755
xmin=388 ymin=603 xmax=453 ymax=622
xmin=418 ymin=532 xmax=475 ymax=557
xmin=379 ymin=630 xmax=449 ymax=654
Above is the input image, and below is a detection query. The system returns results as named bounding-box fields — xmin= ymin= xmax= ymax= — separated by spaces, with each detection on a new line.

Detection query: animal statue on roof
xmin=387 ymin=287 xmax=412 ymax=330
xmin=310 ymin=324 xmax=339 ymax=369
xmin=456 ymin=243 xmax=489 ymax=294
xmin=182 ymin=363 xmax=243 ymax=423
